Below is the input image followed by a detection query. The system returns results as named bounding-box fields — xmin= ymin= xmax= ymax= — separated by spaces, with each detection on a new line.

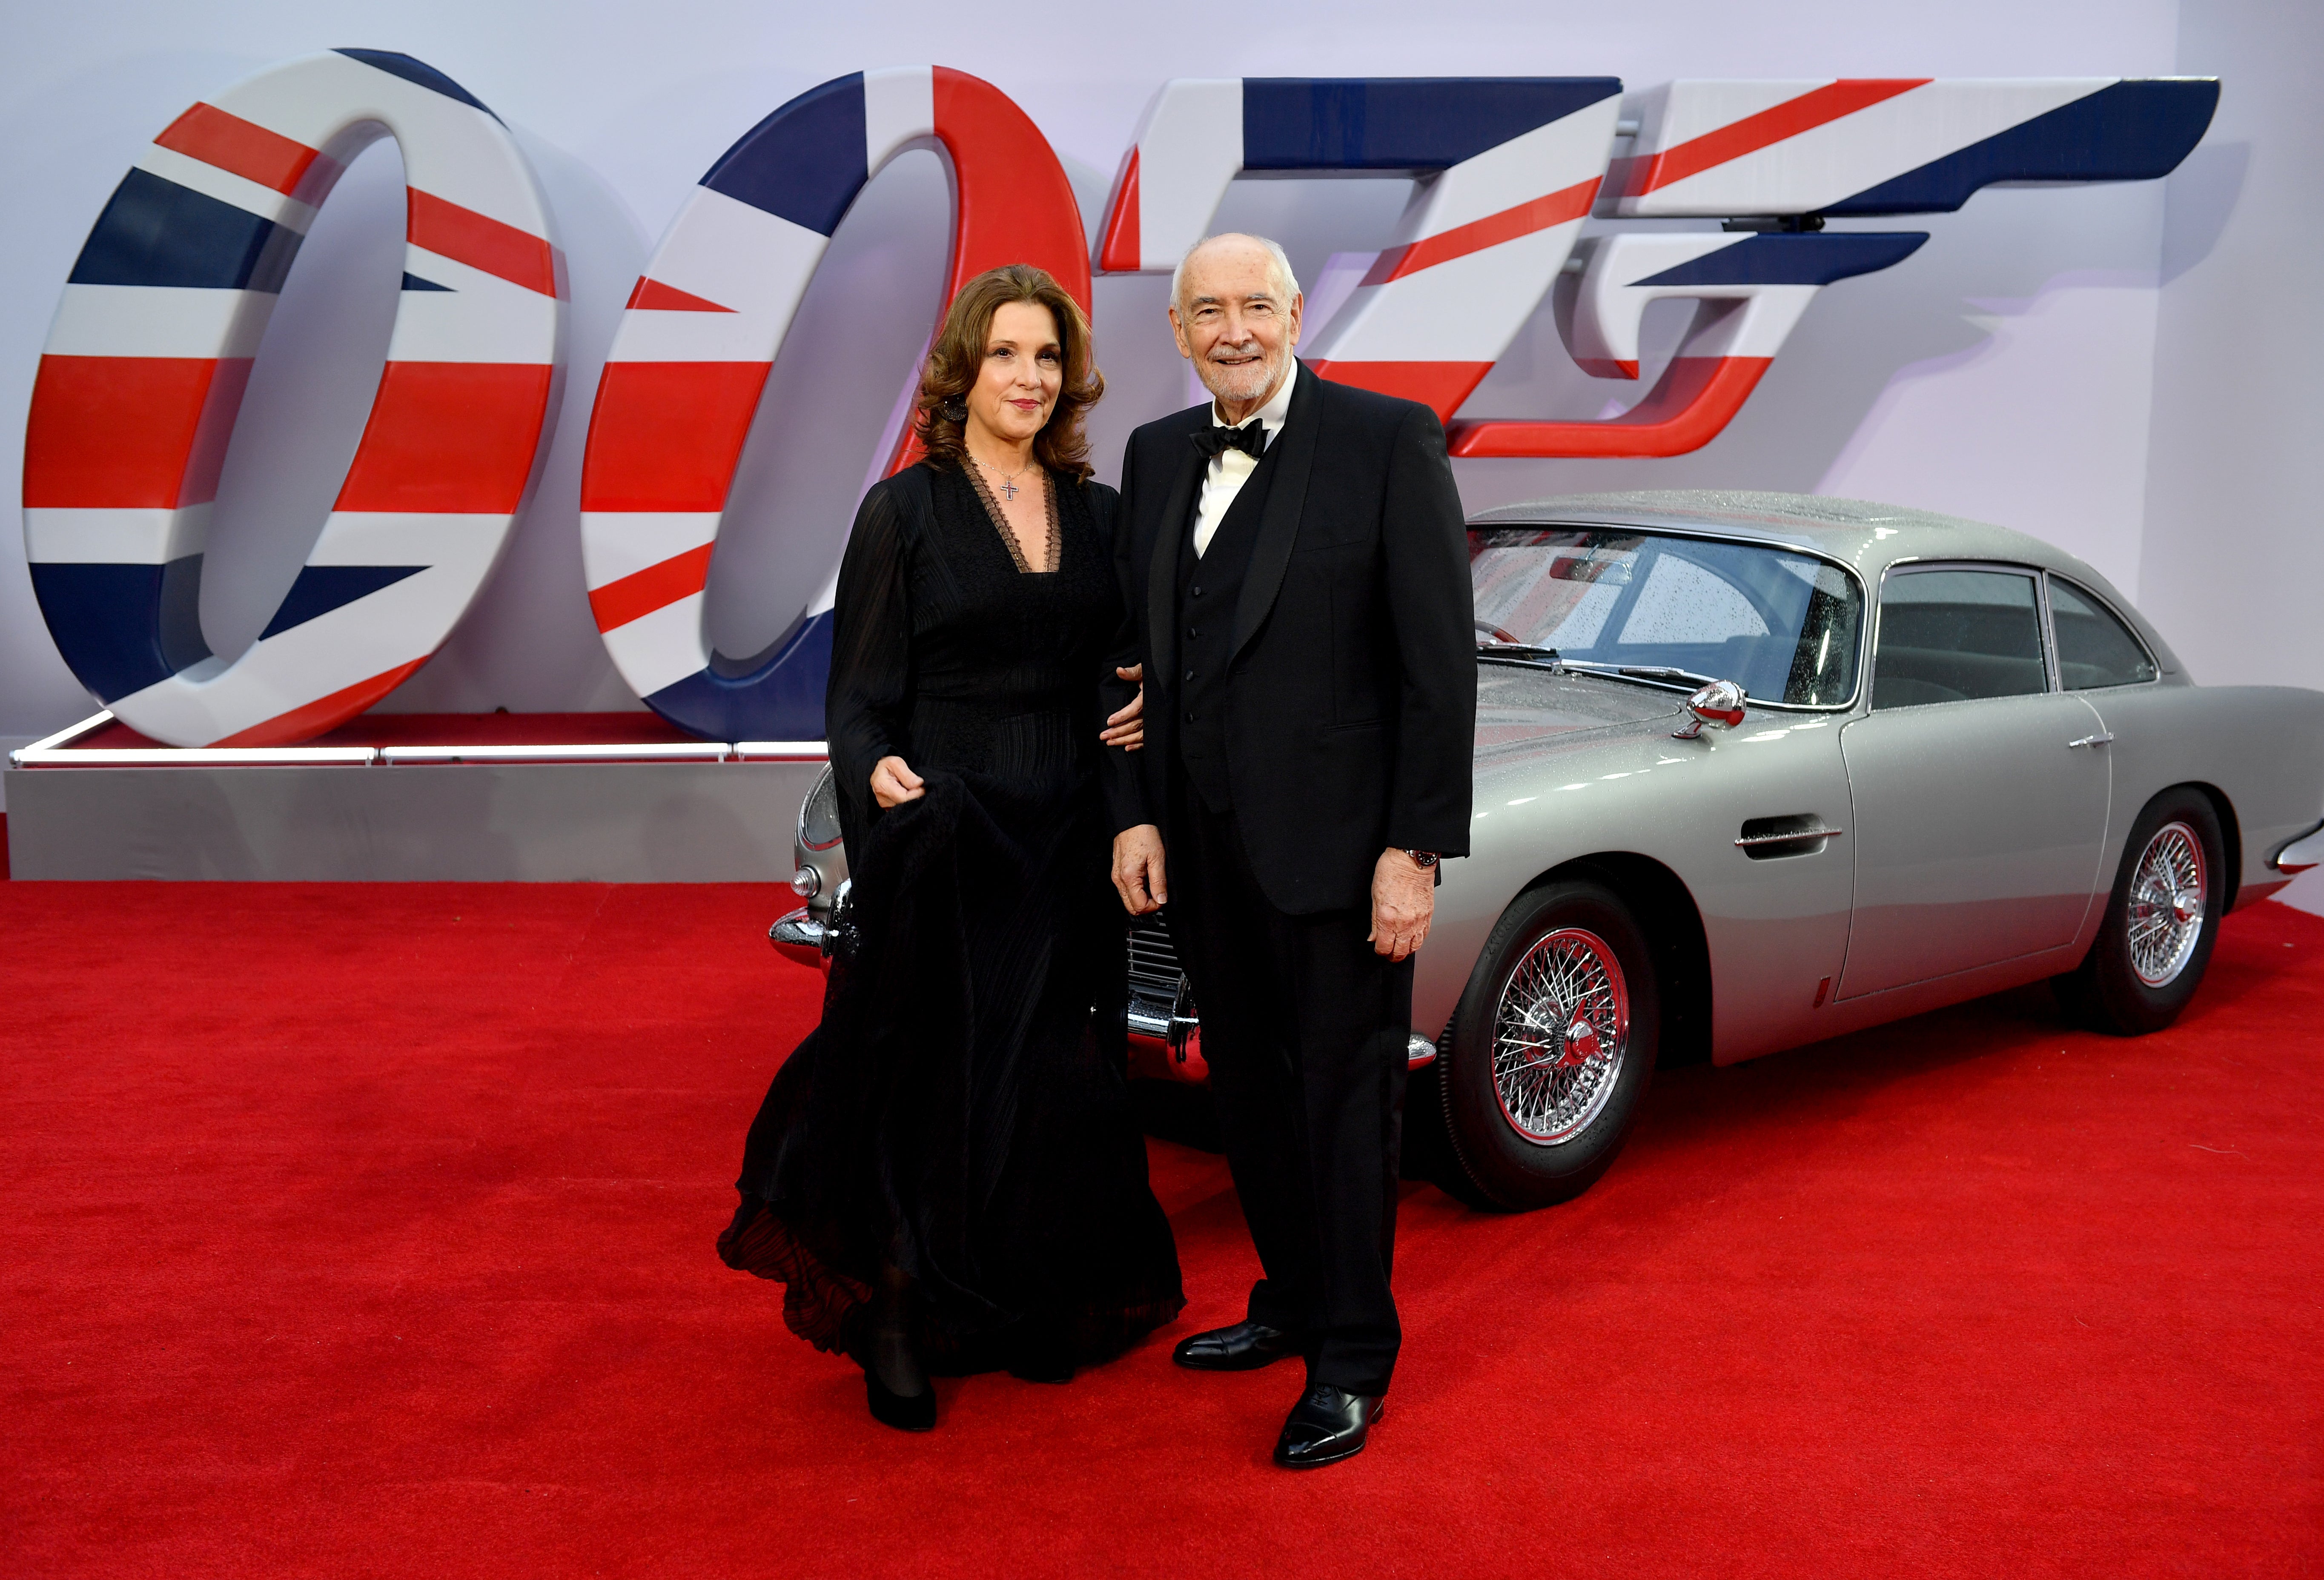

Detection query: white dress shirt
xmin=1191 ymin=364 xmax=1296 ymax=558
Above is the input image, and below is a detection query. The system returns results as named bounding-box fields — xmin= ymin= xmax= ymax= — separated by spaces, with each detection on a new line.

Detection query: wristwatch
xmin=1403 ymin=849 xmax=1439 ymax=869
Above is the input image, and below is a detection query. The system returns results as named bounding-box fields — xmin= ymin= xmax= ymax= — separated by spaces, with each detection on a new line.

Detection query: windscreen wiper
xmin=1475 ymin=641 xmax=1562 ymax=667
xmin=1556 ymin=658 xmax=1723 ymax=689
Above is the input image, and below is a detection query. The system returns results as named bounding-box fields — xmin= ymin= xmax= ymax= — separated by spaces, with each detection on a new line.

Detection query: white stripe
xmin=1636 ymin=80 xmax=1822 ymax=154
xmin=42 ymin=284 xmax=275 ymax=360
xmin=305 ymin=511 xmax=513 ymax=568
xmin=579 ymin=511 xmax=722 ymax=590
xmin=106 ymin=561 xmax=484 ymax=743
xmin=1307 ymin=221 xmax=1588 ymax=365
xmin=1396 ymin=95 xmax=1618 ymax=239
xmin=604 ymin=310 xmax=780 ymax=363
xmin=133 ymin=144 xmax=321 ymax=232
xmin=386 ymin=249 xmax=561 ymax=362
xmin=599 ymin=592 xmax=711 ymax=695
xmin=24 ymin=505 xmax=213 ymax=565
xmin=220 ymin=52 xmax=552 ymax=239
xmin=1622 ymin=79 xmax=2110 ymax=218
xmin=606 ymin=188 xmax=825 ymax=361
xmin=1132 ymin=79 xmax=1244 ymax=273
xmin=862 ymin=66 xmax=936 ymax=163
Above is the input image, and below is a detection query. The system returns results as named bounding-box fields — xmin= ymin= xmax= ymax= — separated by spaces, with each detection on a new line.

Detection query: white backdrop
xmin=3 ymin=0 xmax=2315 ymax=896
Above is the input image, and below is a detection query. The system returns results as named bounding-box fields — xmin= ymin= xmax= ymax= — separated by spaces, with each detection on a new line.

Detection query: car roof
xmin=1467 ymin=489 xmax=2182 ymax=675
xmin=1470 ymin=489 xmax=2066 ymax=572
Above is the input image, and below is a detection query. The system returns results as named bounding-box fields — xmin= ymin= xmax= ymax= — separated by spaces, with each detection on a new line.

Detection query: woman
xmin=716 ymin=265 xmax=1184 ymax=1430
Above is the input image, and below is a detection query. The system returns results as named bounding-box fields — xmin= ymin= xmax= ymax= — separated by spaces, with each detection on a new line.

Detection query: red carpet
xmin=5 ymin=883 xmax=2319 ymax=1577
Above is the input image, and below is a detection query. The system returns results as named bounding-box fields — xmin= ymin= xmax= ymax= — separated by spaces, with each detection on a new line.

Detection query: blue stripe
xmin=1828 ymin=79 xmax=2218 ymax=216
xmin=1242 ymin=78 xmax=1622 ymax=172
xmin=258 ymin=565 xmax=427 ymax=641
xmin=701 ymin=74 xmax=868 ymax=236
xmin=401 ymin=272 xmax=451 ymax=291
xmin=333 ymin=50 xmax=502 ymax=123
xmin=69 ymin=168 xmax=301 ymax=292
xmin=29 ymin=558 xmax=211 ymax=704
xmin=1631 ymin=232 xmax=1929 ymax=288
xmin=643 ymin=611 xmax=834 ymax=742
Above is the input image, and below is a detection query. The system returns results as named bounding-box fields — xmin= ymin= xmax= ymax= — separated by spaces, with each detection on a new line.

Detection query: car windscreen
xmin=1469 ymin=527 xmax=1863 ymax=707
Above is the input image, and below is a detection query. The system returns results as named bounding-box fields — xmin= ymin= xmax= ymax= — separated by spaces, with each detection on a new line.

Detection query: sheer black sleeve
xmin=1094 ymin=464 xmax=1150 ymax=834
xmin=826 ymin=476 xmax=917 ymax=860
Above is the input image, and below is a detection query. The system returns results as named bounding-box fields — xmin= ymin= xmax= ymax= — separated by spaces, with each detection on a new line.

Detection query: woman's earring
xmin=940 ymin=395 xmax=968 ymax=423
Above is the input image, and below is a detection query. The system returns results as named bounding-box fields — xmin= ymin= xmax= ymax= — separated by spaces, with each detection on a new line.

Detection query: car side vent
xmin=1735 ymin=814 xmax=1844 ymax=861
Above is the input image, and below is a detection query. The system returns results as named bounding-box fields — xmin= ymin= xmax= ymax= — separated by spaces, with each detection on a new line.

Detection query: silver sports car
xmin=773 ymin=491 xmax=2324 ymax=1211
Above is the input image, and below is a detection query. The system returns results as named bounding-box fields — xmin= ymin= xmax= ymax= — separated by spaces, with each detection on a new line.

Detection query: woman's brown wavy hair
xmin=912 ymin=264 xmax=1103 ymax=481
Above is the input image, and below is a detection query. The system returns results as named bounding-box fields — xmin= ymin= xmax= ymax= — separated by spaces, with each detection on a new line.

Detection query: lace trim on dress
xmin=963 ymin=464 xmax=1060 ymax=575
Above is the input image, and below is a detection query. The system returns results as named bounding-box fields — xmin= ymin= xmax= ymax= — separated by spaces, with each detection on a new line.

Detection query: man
xmin=1104 ymin=233 xmax=1475 ymax=1468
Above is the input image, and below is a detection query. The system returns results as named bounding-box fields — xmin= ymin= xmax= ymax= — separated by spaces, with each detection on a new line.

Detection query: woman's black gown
xmin=717 ymin=460 xmax=1185 ymax=1374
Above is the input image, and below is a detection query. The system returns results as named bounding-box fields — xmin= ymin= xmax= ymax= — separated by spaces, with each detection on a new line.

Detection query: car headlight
xmin=797 ymin=764 xmax=843 ymax=852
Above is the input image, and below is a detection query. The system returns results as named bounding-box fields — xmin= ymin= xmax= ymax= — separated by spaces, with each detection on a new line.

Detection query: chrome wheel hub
xmin=1490 ymin=927 xmax=1628 ymax=1146
xmin=2126 ymin=820 xmax=2207 ymax=988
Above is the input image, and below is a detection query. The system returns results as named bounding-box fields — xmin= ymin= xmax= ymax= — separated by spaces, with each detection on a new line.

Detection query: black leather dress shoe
xmin=1272 ymin=1385 xmax=1383 ymax=1468
xmin=1172 ymin=1320 xmax=1302 ymax=1371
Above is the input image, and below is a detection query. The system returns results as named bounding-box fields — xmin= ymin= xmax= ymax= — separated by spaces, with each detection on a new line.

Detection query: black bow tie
xmin=1191 ymin=420 xmax=1268 ymax=461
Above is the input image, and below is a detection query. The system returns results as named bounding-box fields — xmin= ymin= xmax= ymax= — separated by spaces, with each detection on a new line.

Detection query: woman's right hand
xmin=871 ymin=756 xmax=925 ymax=809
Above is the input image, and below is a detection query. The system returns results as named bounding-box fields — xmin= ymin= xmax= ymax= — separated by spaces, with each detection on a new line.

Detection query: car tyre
xmin=1439 ymin=879 xmax=1659 ymax=1211
xmin=2054 ymin=787 xmax=2227 ymax=1036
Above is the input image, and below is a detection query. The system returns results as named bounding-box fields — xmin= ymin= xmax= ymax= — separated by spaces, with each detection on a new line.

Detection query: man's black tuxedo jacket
xmin=1103 ymin=361 xmax=1476 ymax=915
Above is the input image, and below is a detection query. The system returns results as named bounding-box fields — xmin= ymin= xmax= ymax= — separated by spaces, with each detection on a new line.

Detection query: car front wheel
xmin=2055 ymin=787 xmax=2227 ymax=1035
xmin=1439 ymin=879 xmax=1660 ymax=1211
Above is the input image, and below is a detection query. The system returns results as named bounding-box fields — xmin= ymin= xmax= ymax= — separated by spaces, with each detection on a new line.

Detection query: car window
xmin=1618 ymin=555 xmax=1769 ymax=644
xmin=2049 ymin=578 xmax=2158 ymax=689
xmin=1873 ymin=567 xmax=2048 ymax=709
xmin=1469 ymin=529 xmax=1861 ymax=706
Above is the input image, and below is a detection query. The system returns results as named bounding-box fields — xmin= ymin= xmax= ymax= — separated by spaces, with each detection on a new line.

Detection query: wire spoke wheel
xmin=1490 ymin=927 xmax=1629 ymax=1145
xmin=2125 ymin=820 xmax=2207 ymax=988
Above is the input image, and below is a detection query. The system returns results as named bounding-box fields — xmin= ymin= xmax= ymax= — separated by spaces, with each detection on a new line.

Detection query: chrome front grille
xmin=1126 ymin=913 xmax=1189 ymax=1042
xmin=1127 ymin=914 xmax=1183 ymax=997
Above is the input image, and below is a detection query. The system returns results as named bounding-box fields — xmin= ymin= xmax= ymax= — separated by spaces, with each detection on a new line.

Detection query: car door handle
xmin=2067 ymin=732 xmax=2116 ymax=749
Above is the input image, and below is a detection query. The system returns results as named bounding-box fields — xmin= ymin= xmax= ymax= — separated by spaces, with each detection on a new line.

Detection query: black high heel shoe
xmin=863 ymin=1366 xmax=936 ymax=1431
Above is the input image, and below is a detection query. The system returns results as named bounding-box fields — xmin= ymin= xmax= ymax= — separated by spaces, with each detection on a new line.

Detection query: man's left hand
xmin=1370 ymin=848 xmax=1434 ymax=961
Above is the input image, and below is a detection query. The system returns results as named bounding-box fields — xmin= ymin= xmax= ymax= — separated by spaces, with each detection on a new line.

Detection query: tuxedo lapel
xmin=1230 ymin=361 xmax=1320 ymax=664
xmin=1146 ymin=424 xmax=1205 ymax=688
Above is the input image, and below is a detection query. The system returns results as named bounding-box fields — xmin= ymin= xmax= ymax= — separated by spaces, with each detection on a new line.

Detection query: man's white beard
xmin=1198 ymin=342 xmax=1289 ymax=408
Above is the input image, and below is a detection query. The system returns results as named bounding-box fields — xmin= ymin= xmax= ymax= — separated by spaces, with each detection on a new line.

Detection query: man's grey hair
xmin=1171 ymin=233 xmax=1301 ymax=314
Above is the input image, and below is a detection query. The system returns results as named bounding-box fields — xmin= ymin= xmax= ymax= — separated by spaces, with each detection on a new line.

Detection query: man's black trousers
xmin=1166 ymin=772 xmax=1411 ymax=1396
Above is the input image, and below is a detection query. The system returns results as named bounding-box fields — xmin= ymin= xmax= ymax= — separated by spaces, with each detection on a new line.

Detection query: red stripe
xmin=588 ymin=543 xmax=715 ymax=633
xmin=1365 ymin=177 xmax=1599 ymax=285
xmin=1307 ymin=359 xmax=1495 ymax=423
xmin=1098 ymin=146 xmax=1141 ymax=273
xmin=406 ymin=189 xmax=557 ymax=296
xmin=579 ymin=361 xmax=772 ymax=513
xmin=1629 ymin=80 xmax=1932 ymax=196
xmin=1446 ymin=356 xmax=1771 ymax=458
xmin=335 ymin=362 xmax=554 ymax=514
xmin=23 ymin=355 xmax=252 ymax=509
xmin=625 ymin=278 xmax=734 ymax=312
xmin=153 ymin=103 xmax=327 ymax=196
xmin=214 ymin=658 xmax=427 ymax=747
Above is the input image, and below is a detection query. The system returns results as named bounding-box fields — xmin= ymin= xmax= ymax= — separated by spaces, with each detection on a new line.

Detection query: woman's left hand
xmin=1100 ymin=664 xmax=1145 ymax=751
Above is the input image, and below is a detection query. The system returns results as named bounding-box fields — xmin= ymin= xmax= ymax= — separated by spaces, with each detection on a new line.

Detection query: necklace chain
xmin=974 ymin=452 xmax=1036 ymax=502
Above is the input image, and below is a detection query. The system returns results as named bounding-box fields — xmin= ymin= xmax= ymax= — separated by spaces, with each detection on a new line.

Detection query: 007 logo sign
xmin=21 ymin=50 xmax=2215 ymax=747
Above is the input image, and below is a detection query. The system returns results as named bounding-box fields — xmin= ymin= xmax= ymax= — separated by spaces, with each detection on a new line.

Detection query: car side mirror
xmin=1671 ymin=679 xmax=1748 ymax=739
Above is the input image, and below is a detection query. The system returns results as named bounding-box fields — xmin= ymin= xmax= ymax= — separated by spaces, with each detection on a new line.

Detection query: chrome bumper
xmin=772 ymin=905 xmax=1441 ymax=1071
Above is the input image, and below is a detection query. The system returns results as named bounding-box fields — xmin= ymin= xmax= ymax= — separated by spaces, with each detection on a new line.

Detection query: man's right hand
xmin=1112 ymin=824 xmax=1168 ymax=915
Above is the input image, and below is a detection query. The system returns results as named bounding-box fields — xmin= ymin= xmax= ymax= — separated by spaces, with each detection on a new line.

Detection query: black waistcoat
xmin=1174 ymin=449 xmax=1277 ymax=810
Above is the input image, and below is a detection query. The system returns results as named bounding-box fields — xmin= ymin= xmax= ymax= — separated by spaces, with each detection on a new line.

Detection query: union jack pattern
xmin=577 ymin=66 xmax=1089 ymax=744
xmin=21 ymin=50 xmax=563 ymax=747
